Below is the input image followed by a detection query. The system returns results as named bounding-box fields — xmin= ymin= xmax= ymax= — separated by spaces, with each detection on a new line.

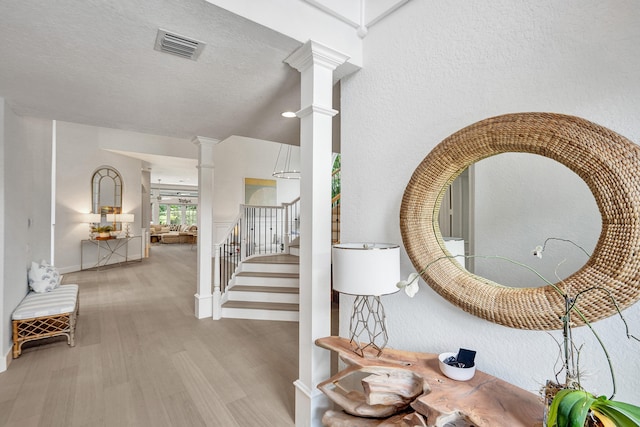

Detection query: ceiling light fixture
xmin=281 ymin=111 xmax=297 ymax=118
xmin=272 ymin=144 xmax=300 ymax=179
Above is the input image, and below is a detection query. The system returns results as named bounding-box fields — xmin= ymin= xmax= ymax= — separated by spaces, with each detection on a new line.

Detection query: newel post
xmin=213 ymin=243 xmax=222 ymax=319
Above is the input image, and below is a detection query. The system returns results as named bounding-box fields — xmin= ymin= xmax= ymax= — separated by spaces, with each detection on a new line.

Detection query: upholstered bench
xmin=12 ymin=284 xmax=79 ymax=358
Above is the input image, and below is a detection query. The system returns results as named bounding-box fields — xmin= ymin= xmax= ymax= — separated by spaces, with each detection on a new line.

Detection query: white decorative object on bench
xmin=28 ymin=259 xmax=61 ymax=293
xmin=12 ymin=284 xmax=79 ymax=358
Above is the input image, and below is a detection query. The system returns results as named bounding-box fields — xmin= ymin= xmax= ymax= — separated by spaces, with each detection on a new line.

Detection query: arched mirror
xmin=92 ymin=166 xmax=123 ymax=227
xmin=400 ymin=112 xmax=640 ymax=330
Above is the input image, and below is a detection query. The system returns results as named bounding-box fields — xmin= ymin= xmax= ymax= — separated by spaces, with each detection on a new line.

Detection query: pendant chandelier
xmin=272 ymin=144 xmax=300 ymax=179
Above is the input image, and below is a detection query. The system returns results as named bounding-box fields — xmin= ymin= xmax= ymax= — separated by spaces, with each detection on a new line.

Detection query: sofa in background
xmin=150 ymin=224 xmax=197 ymax=244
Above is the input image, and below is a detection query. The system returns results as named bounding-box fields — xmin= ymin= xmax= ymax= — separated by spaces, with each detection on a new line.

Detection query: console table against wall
xmin=80 ymin=236 xmax=143 ymax=271
xmin=316 ymin=336 xmax=543 ymax=427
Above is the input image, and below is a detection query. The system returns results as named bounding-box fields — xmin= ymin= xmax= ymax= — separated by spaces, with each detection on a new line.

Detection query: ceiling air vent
xmin=154 ymin=29 xmax=205 ymax=61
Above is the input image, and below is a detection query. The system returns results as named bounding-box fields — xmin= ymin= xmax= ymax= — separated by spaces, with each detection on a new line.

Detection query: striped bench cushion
xmin=12 ymin=284 xmax=79 ymax=320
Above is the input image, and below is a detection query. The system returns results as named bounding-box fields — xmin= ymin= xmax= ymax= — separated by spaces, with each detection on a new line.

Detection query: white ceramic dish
xmin=438 ymin=352 xmax=476 ymax=381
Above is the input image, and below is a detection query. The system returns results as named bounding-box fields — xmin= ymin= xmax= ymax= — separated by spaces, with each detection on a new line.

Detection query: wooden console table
xmin=316 ymin=336 xmax=543 ymax=427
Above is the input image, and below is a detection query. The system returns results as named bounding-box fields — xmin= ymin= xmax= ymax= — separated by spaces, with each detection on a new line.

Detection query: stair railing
xmin=213 ymin=197 xmax=301 ymax=309
xmin=214 ymin=213 xmax=242 ymax=299
xmin=283 ymin=197 xmax=300 ymax=253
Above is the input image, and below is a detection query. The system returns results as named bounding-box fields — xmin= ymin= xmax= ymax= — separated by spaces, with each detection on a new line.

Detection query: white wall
xmin=1 ymin=100 xmax=52 ymax=368
xmin=213 ymin=136 xmax=300 ymax=229
xmin=341 ymin=0 xmax=640 ymax=403
xmin=55 ymin=121 xmax=144 ymax=273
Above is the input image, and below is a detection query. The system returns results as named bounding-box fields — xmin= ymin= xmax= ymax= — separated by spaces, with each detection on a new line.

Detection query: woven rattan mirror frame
xmin=400 ymin=112 xmax=640 ymax=330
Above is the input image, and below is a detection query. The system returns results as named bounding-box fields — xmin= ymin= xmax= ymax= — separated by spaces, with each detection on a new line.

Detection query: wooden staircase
xmin=221 ymin=254 xmax=299 ymax=321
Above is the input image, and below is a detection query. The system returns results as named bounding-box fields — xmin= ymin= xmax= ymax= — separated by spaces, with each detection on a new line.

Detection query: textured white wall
xmin=1 ymin=102 xmax=52 ymax=367
xmin=340 ymin=0 xmax=640 ymax=402
xmin=0 ymin=99 xmax=4 ymax=364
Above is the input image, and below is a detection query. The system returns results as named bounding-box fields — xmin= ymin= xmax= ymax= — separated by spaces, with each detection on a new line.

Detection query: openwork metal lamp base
xmin=348 ymin=295 xmax=389 ymax=357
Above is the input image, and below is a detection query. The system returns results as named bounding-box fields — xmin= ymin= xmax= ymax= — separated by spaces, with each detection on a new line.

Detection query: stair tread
xmin=236 ymin=271 xmax=299 ymax=278
xmin=245 ymin=254 xmax=299 ymax=264
xmin=229 ymin=285 xmax=299 ymax=294
xmin=222 ymin=301 xmax=299 ymax=311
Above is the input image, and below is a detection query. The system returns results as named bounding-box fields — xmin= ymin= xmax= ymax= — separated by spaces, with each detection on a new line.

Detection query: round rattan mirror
xmin=400 ymin=112 xmax=640 ymax=330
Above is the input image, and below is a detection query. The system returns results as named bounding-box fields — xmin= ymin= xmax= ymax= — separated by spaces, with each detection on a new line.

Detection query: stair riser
xmin=232 ymin=276 xmax=299 ymax=287
xmin=239 ymin=263 xmax=299 ymax=274
xmin=227 ymin=291 xmax=299 ymax=304
xmin=221 ymin=308 xmax=299 ymax=322
xmin=290 ymin=247 xmax=300 ymax=256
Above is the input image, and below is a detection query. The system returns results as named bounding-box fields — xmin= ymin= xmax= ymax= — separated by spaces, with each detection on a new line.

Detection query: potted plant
xmin=542 ymin=289 xmax=640 ymax=427
xmin=531 ymin=239 xmax=640 ymax=426
xmin=397 ymin=238 xmax=640 ymax=427
xmin=547 ymin=388 xmax=640 ymax=426
xmin=92 ymin=225 xmax=113 ymax=239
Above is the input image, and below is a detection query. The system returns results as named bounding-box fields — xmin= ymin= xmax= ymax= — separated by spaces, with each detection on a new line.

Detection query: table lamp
xmin=84 ymin=213 xmax=102 ymax=239
xmin=332 ymin=243 xmax=400 ymax=357
xmin=119 ymin=213 xmax=135 ymax=237
xmin=106 ymin=213 xmax=135 ymax=237
xmin=105 ymin=213 xmax=117 ymax=229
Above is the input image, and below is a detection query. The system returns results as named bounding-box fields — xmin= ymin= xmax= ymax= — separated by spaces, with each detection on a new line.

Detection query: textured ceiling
xmin=0 ymin=0 xmax=302 ymax=146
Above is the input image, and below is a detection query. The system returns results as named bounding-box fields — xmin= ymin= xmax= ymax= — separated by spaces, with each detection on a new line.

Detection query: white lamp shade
xmin=85 ymin=213 xmax=101 ymax=223
xmin=105 ymin=213 xmax=134 ymax=223
xmin=332 ymin=243 xmax=400 ymax=296
xmin=119 ymin=213 xmax=134 ymax=223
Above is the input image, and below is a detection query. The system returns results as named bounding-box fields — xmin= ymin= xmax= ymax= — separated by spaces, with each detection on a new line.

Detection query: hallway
xmin=0 ymin=245 xmax=297 ymax=426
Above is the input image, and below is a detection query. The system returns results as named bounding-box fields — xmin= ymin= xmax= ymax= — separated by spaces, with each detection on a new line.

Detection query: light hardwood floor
xmin=0 ymin=244 xmax=298 ymax=427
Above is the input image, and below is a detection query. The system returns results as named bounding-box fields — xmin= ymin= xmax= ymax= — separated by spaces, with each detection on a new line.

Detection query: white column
xmin=285 ymin=40 xmax=349 ymax=427
xmin=192 ymin=136 xmax=220 ymax=319
xmin=180 ymin=204 xmax=186 ymax=224
xmin=152 ymin=202 xmax=159 ymax=225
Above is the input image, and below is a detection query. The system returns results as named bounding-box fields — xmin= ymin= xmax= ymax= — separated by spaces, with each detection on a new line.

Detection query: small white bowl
xmin=438 ymin=352 xmax=476 ymax=381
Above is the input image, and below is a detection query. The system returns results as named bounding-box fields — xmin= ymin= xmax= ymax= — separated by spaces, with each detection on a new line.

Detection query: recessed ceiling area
xmin=109 ymin=150 xmax=199 ymax=186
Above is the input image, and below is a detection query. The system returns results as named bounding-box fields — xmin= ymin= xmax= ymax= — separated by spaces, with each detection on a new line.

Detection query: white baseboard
xmin=294 ymin=379 xmax=330 ymax=427
xmin=0 ymin=346 xmax=11 ymax=373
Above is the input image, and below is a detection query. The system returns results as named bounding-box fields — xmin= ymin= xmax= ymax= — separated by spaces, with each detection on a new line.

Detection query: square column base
xmin=194 ymin=293 xmax=212 ymax=319
xmin=294 ymin=379 xmax=330 ymax=427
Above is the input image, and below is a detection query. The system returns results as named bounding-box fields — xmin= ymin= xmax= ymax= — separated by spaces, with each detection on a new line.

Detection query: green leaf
xmin=592 ymin=397 xmax=640 ymax=426
xmin=548 ymin=389 xmax=584 ymax=427
xmin=546 ymin=391 xmax=562 ymax=427
xmin=566 ymin=392 xmax=595 ymax=427
xmin=547 ymin=390 xmax=595 ymax=427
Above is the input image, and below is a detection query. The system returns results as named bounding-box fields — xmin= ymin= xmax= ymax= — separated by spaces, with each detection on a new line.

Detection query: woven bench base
xmin=12 ymin=301 xmax=78 ymax=358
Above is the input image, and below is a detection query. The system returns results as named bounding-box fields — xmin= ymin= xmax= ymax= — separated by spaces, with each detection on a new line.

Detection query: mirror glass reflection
xmin=91 ymin=166 xmax=123 ymax=229
xmin=439 ymin=153 xmax=601 ymax=288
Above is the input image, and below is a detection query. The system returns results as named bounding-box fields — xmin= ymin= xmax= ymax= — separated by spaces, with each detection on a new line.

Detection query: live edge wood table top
xmin=315 ymin=336 xmax=544 ymax=427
